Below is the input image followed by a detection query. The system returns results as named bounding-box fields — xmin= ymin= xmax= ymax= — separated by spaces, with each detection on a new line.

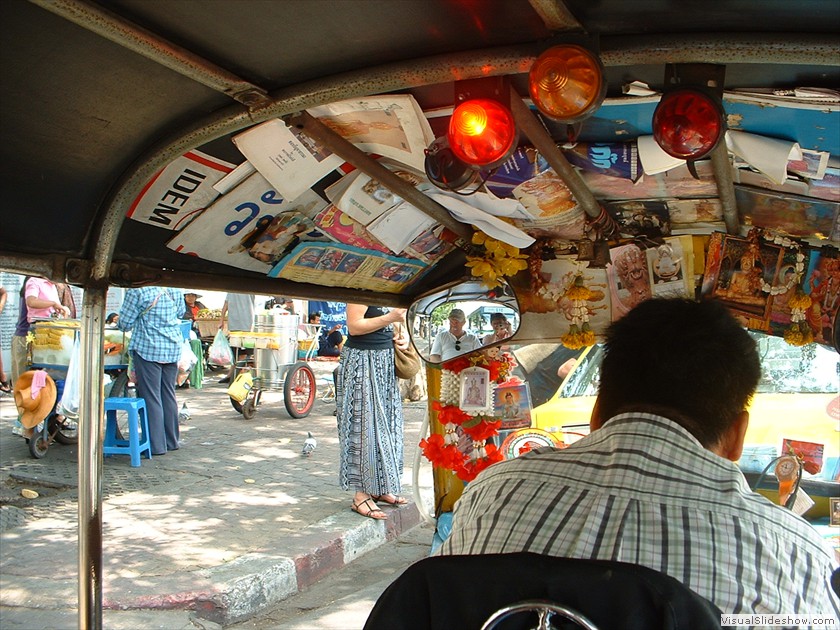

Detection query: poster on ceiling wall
xmin=127 ymin=150 xmax=235 ymax=230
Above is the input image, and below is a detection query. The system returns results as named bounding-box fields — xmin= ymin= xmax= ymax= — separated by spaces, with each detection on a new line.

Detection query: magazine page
xmin=167 ymin=171 xmax=327 ymax=273
xmin=232 ymin=118 xmax=344 ymax=202
xmin=268 ymin=242 xmax=427 ymax=294
xmin=511 ymin=168 xmax=586 ymax=241
xmin=326 ymin=165 xmax=425 ymax=226
xmin=308 ymin=95 xmax=434 ymax=172
xmin=311 ymin=203 xmax=455 ymax=263
xmin=312 ymin=204 xmax=391 ymax=253
xmin=366 ymin=201 xmax=437 ymax=254
xmin=401 ymin=225 xmax=456 ymax=264
xmin=127 ymin=150 xmax=235 ymax=230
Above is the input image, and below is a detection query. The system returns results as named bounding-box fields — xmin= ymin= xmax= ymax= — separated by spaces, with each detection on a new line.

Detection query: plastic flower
xmin=462 ymin=418 xmax=502 ymax=441
xmin=455 ymin=443 xmax=503 ymax=482
xmin=466 ymin=232 xmax=528 ymax=289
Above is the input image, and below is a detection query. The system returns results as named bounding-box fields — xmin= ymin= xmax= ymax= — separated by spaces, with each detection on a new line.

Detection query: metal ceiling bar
xmin=507 ymin=85 xmax=602 ymax=219
xmin=527 ymin=0 xmax=584 ymax=31
xmin=710 ymin=143 xmax=740 ymax=235
xmin=28 ymin=0 xmax=271 ymax=108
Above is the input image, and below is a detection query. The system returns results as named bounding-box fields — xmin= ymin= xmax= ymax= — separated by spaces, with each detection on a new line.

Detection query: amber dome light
xmin=529 ymin=45 xmax=607 ymax=123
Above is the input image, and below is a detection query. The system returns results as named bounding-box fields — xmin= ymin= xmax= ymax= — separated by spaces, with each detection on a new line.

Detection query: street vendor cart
xmin=227 ymin=310 xmax=318 ymax=420
xmin=25 ymin=318 xmax=130 ymax=458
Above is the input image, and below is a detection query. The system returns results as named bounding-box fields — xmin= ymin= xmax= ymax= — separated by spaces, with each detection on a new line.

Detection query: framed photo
xmin=459 ymin=366 xmax=492 ymax=414
xmin=831 ymin=497 xmax=840 ymax=527
xmin=493 ymin=383 xmax=533 ymax=430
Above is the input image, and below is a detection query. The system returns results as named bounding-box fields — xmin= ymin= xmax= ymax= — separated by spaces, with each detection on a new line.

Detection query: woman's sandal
xmin=371 ymin=494 xmax=408 ymax=506
xmin=351 ymin=498 xmax=388 ymax=520
xmin=0 ymin=380 xmax=10 ymax=394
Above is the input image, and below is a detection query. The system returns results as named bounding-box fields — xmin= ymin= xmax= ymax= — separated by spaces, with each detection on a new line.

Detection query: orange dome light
xmin=447 ymin=98 xmax=517 ymax=168
xmin=529 ymin=45 xmax=606 ymax=123
xmin=653 ymin=88 xmax=725 ymax=160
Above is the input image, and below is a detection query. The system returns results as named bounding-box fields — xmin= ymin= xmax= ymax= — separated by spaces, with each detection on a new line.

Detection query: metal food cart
xmin=227 ymin=310 xmax=318 ymax=419
xmin=26 ymin=319 xmax=130 ymax=458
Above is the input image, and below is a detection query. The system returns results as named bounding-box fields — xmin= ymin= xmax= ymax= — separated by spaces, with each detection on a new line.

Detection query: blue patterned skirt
xmin=336 ymin=346 xmax=404 ymax=495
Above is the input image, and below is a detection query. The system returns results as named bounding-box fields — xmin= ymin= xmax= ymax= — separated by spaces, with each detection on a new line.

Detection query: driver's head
xmin=593 ymin=298 xmax=760 ymax=449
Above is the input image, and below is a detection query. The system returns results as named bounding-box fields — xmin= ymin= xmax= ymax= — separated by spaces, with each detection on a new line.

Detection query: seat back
xmin=364 ymin=553 xmax=724 ymax=630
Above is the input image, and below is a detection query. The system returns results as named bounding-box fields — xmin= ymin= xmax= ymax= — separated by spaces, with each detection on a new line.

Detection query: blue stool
xmin=104 ymin=397 xmax=152 ymax=467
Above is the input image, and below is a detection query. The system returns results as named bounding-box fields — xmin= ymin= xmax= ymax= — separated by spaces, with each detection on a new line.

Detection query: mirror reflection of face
xmin=449 ymin=316 xmax=465 ymax=334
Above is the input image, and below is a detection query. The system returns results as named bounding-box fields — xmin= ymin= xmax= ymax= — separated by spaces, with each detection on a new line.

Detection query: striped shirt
xmin=117 ymin=287 xmax=185 ymax=363
xmin=438 ymin=413 xmax=840 ymax=618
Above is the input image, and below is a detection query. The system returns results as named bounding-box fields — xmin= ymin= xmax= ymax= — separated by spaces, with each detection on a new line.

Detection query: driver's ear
xmin=590 ymin=397 xmax=605 ymax=431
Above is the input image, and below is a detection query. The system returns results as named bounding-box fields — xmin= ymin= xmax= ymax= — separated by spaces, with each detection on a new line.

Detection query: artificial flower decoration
xmin=466 ymin=231 xmax=528 ymax=289
xmin=421 ymin=349 xmax=518 ymax=482
xmin=560 ymin=273 xmax=597 ymax=349
xmin=784 ymin=288 xmax=814 ymax=346
xmin=758 ymin=231 xmax=813 ymax=346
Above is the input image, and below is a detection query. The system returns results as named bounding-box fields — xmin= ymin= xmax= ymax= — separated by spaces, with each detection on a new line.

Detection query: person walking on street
xmin=337 ymin=304 xmax=409 ymax=520
xmin=218 ymin=292 xmax=255 ymax=384
xmin=117 ymin=287 xmax=186 ymax=455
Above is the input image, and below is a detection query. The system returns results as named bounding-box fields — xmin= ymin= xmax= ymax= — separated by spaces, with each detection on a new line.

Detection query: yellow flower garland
xmin=466 ymin=232 xmax=528 ymax=289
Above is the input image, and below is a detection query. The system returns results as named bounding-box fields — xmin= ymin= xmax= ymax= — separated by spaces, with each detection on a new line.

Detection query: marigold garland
xmin=420 ymin=349 xmax=518 ymax=482
xmin=466 ymin=232 xmax=528 ymax=289
xmin=560 ymin=273 xmax=597 ymax=350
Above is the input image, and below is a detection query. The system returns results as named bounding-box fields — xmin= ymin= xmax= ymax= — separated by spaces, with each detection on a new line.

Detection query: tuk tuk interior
xmin=1 ymin=0 xmax=838 ymax=625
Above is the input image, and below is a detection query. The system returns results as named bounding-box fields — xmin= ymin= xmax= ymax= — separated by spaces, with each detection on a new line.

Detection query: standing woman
xmin=338 ymin=304 xmax=409 ymax=520
xmin=117 ymin=287 xmax=185 ymax=455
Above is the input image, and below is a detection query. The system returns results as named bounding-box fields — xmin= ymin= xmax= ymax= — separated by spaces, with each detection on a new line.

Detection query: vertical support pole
xmin=709 ymin=142 xmax=740 ymax=235
xmin=78 ymin=287 xmax=107 ymax=629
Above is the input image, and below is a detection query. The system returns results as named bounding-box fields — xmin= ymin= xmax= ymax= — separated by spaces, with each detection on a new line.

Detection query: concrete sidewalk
xmin=0 ymin=360 xmax=434 ymax=628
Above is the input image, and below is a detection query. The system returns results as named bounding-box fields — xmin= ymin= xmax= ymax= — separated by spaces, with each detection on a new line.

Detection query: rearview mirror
xmin=408 ymin=280 xmax=520 ymax=364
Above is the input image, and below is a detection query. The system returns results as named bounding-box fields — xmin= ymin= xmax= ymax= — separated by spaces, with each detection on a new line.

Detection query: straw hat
xmin=13 ymin=371 xmax=57 ymax=429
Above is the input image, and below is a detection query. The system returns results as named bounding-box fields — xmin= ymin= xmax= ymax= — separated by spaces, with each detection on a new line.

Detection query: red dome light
xmin=653 ymin=88 xmax=725 ymax=160
xmin=447 ymin=99 xmax=517 ymax=168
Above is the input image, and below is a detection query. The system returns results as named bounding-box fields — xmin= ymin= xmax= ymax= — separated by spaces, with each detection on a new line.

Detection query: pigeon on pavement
xmin=179 ymin=402 xmax=191 ymax=423
xmin=301 ymin=432 xmax=317 ymax=456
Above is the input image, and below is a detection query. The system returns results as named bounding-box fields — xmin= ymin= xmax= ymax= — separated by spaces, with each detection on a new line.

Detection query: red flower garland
xmin=420 ymin=350 xmax=518 ymax=482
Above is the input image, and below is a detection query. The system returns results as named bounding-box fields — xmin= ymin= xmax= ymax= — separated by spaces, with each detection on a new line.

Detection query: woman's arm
xmin=345 ymin=303 xmax=406 ymax=336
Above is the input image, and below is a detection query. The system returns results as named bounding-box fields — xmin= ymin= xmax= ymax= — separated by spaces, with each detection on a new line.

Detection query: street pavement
xmin=0 ymin=359 xmax=435 ymax=628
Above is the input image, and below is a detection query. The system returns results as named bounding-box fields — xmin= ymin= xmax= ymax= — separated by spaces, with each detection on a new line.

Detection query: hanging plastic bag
xmin=178 ymin=339 xmax=199 ymax=374
xmin=208 ymin=329 xmax=233 ymax=367
xmin=57 ymin=333 xmax=81 ymax=419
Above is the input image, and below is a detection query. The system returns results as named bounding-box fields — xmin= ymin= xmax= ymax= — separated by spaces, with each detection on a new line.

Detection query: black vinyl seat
xmin=364 ymin=552 xmax=725 ymax=630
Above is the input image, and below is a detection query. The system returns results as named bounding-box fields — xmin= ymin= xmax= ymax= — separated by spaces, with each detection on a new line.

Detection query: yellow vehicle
xmin=533 ymin=331 xmax=840 ymax=516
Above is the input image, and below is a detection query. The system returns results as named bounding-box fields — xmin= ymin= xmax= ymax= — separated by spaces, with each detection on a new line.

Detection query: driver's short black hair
xmin=596 ymin=298 xmax=761 ymax=447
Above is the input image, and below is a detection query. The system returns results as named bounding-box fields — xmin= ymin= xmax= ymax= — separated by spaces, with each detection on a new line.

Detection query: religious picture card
xmin=459 ymin=366 xmax=493 ymax=415
xmin=493 ymin=382 xmax=533 ymax=430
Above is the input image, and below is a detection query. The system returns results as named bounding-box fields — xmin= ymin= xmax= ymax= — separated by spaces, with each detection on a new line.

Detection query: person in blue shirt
xmin=117 ymin=287 xmax=185 ymax=455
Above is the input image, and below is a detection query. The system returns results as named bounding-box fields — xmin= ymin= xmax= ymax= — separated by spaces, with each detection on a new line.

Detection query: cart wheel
xmin=29 ymin=433 xmax=50 ymax=459
xmin=50 ymin=414 xmax=78 ymax=445
xmin=230 ymin=396 xmax=244 ymax=414
xmin=109 ymin=370 xmax=130 ymax=398
xmin=241 ymin=398 xmax=256 ymax=419
xmin=284 ymin=362 xmax=316 ymax=418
